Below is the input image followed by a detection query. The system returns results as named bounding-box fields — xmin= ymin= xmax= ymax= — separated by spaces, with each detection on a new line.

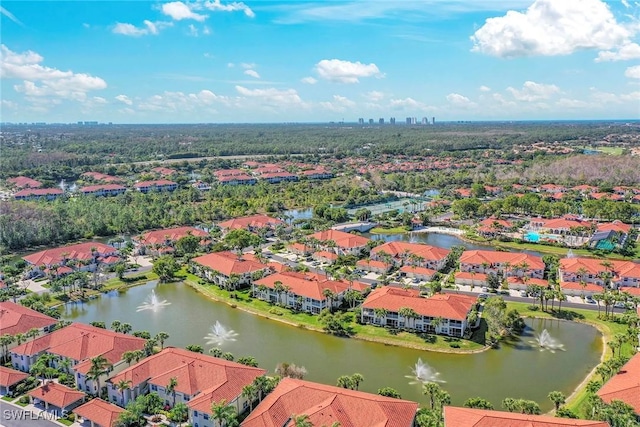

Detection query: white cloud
xmin=201 ymin=0 xmax=255 ymax=18
xmin=471 ymin=0 xmax=632 ymax=58
xmin=479 ymin=85 xmax=491 ymax=92
xmin=92 ymin=96 xmax=107 ymax=104
xmin=625 ymin=65 xmax=640 ymax=79
xmin=300 ymin=76 xmax=317 ymax=84
xmin=188 ymin=24 xmax=199 ymax=36
xmin=115 ymin=94 xmax=133 ymax=105
xmin=596 ymin=43 xmax=640 ymax=62
xmin=1 ymin=5 xmax=24 ymax=26
xmin=315 ymin=59 xmax=383 ymax=83
xmin=389 ymin=97 xmax=432 ymax=111
xmin=506 ymin=81 xmax=560 ymax=101
xmin=240 ymin=63 xmax=256 ymax=69
xmin=320 ymin=95 xmax=356 ymax=112
xmin=137 ymin=89 xmax=227 ymax=112
xmin=364 ymin=91 xmax=385 ymax=101
xmin=235 ymin=85 xmax=304 ymax=108
xmin=113 ymin=21 xmax=172 ymax=36
xmin=446 ymin=93 xmax=476 ymax=108
xmin=162 ymin=1 xmax=207 ymax=21
xmin=622 ymin=0 xmax=630 ymax=7
xmin=244 ymin=69 xmax=260 ymax=79
xmin=556 ymin=98 xmax=591 ymax=108
xmin=1 ymin=45 xmax=106 ymax=102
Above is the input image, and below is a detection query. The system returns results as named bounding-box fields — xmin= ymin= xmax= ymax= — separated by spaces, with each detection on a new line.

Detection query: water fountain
xmin=136 ymin=290 xmax=171 ymax=312
xmin=533 ymin=329 xmax=565 ymax=353
xmin=59 ymin=179 xmax=66 ymax=192
xmin=406 ymin=358 xmax=444 ymax=384
xmin=566 ymin=249 xmax=575 ymax=258
xmin=409 ymin=232 xmax=417 ymax=243
xmin=204 ymin=321 xmax=239 ymax=346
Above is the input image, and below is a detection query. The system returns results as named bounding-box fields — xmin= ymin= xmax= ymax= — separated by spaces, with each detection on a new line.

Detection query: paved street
xmin=0 ymin=401 xmax=61 ymax=427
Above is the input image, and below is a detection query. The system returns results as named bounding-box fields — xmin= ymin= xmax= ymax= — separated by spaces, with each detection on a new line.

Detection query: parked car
xmin=520 ymin=290 xmax=528 ymax=297
xmin=614 ymin=302 xmax=628 ymax=309
xmin=585 ymin=295 xmax=596 ymax=304
xmin=481 ymin=286 xmax=489 ymax=292
xmin=478 ymin=293 xmax=489 ymax=300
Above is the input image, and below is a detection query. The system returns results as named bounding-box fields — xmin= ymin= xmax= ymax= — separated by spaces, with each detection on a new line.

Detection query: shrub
xmin=528 ymin=305 xmax=539 ymax=311
xmin=449 ymin=342 xmax=460 ymax=348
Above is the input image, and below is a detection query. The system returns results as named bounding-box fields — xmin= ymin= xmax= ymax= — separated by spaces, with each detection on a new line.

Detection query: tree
xmin=155 ymin=332 xmax=169 ymax=350
xmin=242 ymin=384 xmax=257 ymax=412
xmin=291 ymin=414 xmax=313 ymax=427
xmin=87 ymin=355 xmax=112 ymax=396
xmin=548 ymin=391 xmax=566 ymax=411
xmin=463 ymin=397 xmax=494 ymax=409
xmin=322 ymin=288 xmax=336 ymax=313
xmin=168 ymin=402 xmax=189 ymax=424
xmin=176 ymin=233 xmax=201 ymax=256
xmin=186 ymin=344 xmax=203 ymax=353
xmin=350 ymin=373 xmax=364 ymax=391
xmin=377 ymin=387 xmax=401 ymax=399
xmin=210 ymin=399 xmax=238 ymax=427
xmin=90 ymin=321 xmax=106 ymax=329
xmin=237 ymin=356 xmax=259 ymax=367
xmin=224 ymin=228 xmax=260 ymax=256
xmin=167 ymin=377 xmax=178 ymax=408
xmin=152 ymin=255 xmax=179 ymax=282
xmin=336 ymin=375 xmax=354 ymax=390
xmin=115 ymin=379 xmax=132 ymax=405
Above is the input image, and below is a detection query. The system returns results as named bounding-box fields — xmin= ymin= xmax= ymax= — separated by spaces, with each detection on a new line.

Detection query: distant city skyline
xmin=1 ymin=0 xmax=639 ymax=124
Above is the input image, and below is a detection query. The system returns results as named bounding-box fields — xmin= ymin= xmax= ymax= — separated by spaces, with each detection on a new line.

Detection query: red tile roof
xmin=137 ymin=226 xmax=209 ymax=245
xmin=597 ymin=352 xmax=640 ymax=415
xmin=596 ymin=220 xmax=632 ymax=234
xmin=12 ymin=323 xmax=145 ymax=373
xmin=73 ymin=398 xmax=125 ymax=427
xmin=311 ymin=229 xmax=370 ymax=249
xmin=14 ymin=188 xmax=64 ymax=198
xmin=109 ymin=347 xmax=265 ymax=413
xmin=560 ymin=258 xmax=640 ymax=280
xmin=254 ymin=271 xmax=351 ymax=301
xmin=151 ymin=167 xmax=177 ymax=176
xmin=79 ymin=184 xmax=126 ymax=193
xmin=399 ymin=265 xmax=437 ymax=277
xmin=0 ymin=366 xmax=28 ymax=388
xmin=23 ymin=242 xmax=118 ymax=267
xmin=313 ymin=251 xmax=338 ymax=260
xmin=356 ymin=259 xmax=391 ymax=270
xmin=460 ymin=250 xmax=544 ymax=271
xmin=192 ymin=251 xmax=269 ymax=277
xmin=529 ymin=217 xmax=593 ymax=230
xmin=81 ymin=172 xmax=124 ymax=183
xmin=218 ymin=215 xmax=284 ymax=230
xmin=443 ymin=406 xmax=609 ymax=426
xmin=7 ymin=176 xmax=42 ymax=188
xmin=363 ymin=287 xmax=476 ymax=321
xmin=29 ymin=382 xmax=85 ymax=409
xmin=371 ymin=242 xmax=449 ymax=262
xmin=133 ymin=179 xmax=177 ymax=188
xmin=0 ymin=301 xmax=57 ymax=336
xmin=241 ymin=378 xmax=418 ymax=427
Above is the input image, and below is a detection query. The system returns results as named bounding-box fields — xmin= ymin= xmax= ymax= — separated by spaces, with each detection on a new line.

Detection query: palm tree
xmin=373 ymin=308 xmax=387 ymax=325
xmin=210 ymin=399 xmax=238 ymax=427
xmin=115 ymin=379 xmax=132 ymax=405
xmin=431 ymin=316 xmax=444 ymax=334
xmin=350 ymin=373 xmax=364 ymax=390
xmin=322 ymin=288 xmax=336 ymax=313
xmin=87 ymin=355 xmax=112 ymax=396
xmin=155 ymin=332 xmax=169 ymax=349
xmin=167 ymin=377 xmax=178 ymax=408
xmin=0 ymin=334 xmax=15 ymax=363
xmin=548 ymin=391 xmax=566 ymax=411
xmin=336 ymin=375 xmax=354 ymax=389
xmin=291 ymin=414 xmax=313 ymax=427
xmin=111 ymin=320 xmax=122 ymax=331
xmin=242 ymin=384 xmax=257 ymax=412
xmin=398 ymin=307 xmax=419 ymax=330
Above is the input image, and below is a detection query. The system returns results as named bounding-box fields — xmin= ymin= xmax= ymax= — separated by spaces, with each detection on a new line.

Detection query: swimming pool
xmin=525 ymin=231 xmax=540 ymax=242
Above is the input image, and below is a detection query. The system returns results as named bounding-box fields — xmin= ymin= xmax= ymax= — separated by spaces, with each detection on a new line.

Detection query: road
xmin=0 ymin=401 xmax=60 ymax=427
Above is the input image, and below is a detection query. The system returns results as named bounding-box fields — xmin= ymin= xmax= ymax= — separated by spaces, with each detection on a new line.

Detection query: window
xmin=203 ymin=414 xmax=209 ymax=420
xmin=151 ymin=385 xmax=157 ymax=391
xmin=193 ymin=411 xmax=198 ymax=417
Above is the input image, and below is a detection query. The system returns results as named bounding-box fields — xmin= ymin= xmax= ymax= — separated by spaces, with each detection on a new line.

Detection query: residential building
xmin=107 ymin=347 xmax=266 ymax=426
xmin=355 ymin=259 xmax=391 ymax=274
xmin=78 ymin=184 xmax=127 ymax=197
xmin=597 ymin=352 xmax=640 ymax=416
xmin=442 ymin=406 xmax=610 ymax=427
xmin=151 ymin=167 xmax=177 ymax=176
xmin=7 ymin=176 xmax=42 ymax=188
xmin=135 ymin=226 xmax=210 ymax=255
xmin=459 ymin=250 xmax=544 ymax=279
xmin=260 ymin=171 xmax=299 ymax=184
xmin=301 ymin=168 xmax=333 ymax=180
xmin=23 ymin=242 xmax=120 ymax=277
xmin=559 ymin=257 xmax=640 ymax=292
xmin=309 ymin=229 xmax=370 ymax=256
xmin=527 ymin=216 xmax=594 ymax=235
xmin=11 ymin=323 xmax=146 ymax=394
xmin=14 ymin=188 xmax=64 ymax=201
xmin=191 ymin=251 xmax=272 ymax=289
xmin=217 ymin=174 xmax=257 ymax=186
xmin=74 ymin=398 xmax=125 ymax=427
xmin=361 ymin=287 xmax=477 ymax=337
xmin=0 ymin=302 xmax=57 ymax=356
xmin=29 ymin=382 xmax=85 ymax=416
xmin=81 ymin=172 xmax=124 ymax=183
xmin=0 ymin=366 xmax=28 ymax=395
xmin=133 ymin=179 xmax=178 ymax=193
xmin=371 ymin=241 xmax=450 ymax=271
xmin=241 ymin=377 xmax=418 ymax=427
xmin=192 ymin=180 xmax=212 ymax=191
xmin=218 ymin=215 xmax=285 ymax=236
xmin=477 ymin=217 xmax=513 ymax=237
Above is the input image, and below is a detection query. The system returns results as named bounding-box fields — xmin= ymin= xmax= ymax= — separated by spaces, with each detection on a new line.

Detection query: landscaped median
xmin=179 ymin=269 xmax=488 ymax=354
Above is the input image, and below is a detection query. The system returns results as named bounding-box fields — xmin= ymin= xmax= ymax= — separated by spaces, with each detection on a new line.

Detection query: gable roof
xmin=310 ymin=229 xmax=370 ymax=249
xmin=371 ymin=242 xmax=449 ymax=261
xmin=0 ymin=366 xmax=28 ymax=388
xmin=597 ymin=352 xmax=640 ymax=415
xmin=241 ymin=378 xmax=418 ymax=427
xmin=459 ymin=250 xmax=544 ymax=271
xmin=74 ymin=398 xmax=125 ymax=427
xmin=29 ymin=382 xmax=85 ymax=409
xmin=137 ymin=226 xmax=209 ymax=245
xmin=560 ymin=258 xmax=640 ymax=280
xmin=362 ymin=287 xmax=476 ymax=320
xmin=254 ymin=271 xmax=351 ymax=301
xmin=23 ymin=242 xmax=118 ymax=267
xmin=192 ymin=251 xmax=269 ymax=277
xmin=443 ymin=406 xmax=609 ymax=427
xmin=7 ymin=176 xmax=42 ymax=188
xmin=133 ymin=179 xmax=177 ymax=188
xmin=218 ymin=215 xmax=284 ymax=230
xmin=109 ymin=347 xmax=265 ymax=413
xmin=0 ymin=301 xmax=57 ymax=336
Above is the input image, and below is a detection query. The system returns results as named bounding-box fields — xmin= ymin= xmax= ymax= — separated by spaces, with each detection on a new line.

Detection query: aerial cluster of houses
xmin=3 ymin=300 xmax=637 ymax=427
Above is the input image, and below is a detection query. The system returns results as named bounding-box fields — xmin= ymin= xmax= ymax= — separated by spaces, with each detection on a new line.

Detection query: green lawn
xmin=102 ymin=271 xmax=159 ymax=291
xmin=1 ymin=395 xmax=16 ymax=402
xmin=583 ymin=146 xmax=625 ymax=156
xmin=491 ymin=240 xmax=633 ymax=261
xmin=370 ymin=226 xmax=410 ymax=234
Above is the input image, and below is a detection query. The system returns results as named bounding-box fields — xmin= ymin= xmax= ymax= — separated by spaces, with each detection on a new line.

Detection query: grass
xmin=370 ymin=226 xmax=410 ymax=234
xmin=583 ymin=146 xmax=625 ymax=156
xmin=102 ymin=271 xmax=159 ymax=291
xmin=490 ymin=240 xmax=634 ymax=261
xmin=182 ymin=269 xmax=485 ymax=353
xmin=58 ymin=418 xmax=74 ymax=426
xmin=1 ymin=395 xmax=16 ymax=402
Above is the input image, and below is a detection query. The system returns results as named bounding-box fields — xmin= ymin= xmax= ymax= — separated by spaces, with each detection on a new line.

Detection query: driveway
xmin=0 ymin=400 xmax=62 ymax=427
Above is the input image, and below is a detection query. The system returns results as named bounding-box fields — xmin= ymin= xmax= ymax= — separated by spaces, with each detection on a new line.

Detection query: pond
xmin=63 ymin=280 xmax=602 ymax=410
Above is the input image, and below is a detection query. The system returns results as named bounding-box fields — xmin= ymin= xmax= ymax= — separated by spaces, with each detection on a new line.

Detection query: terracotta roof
xmin=529 ymin=217 xmax=593 ymax=230
xmin=23 ymin=242 xmax=118 ymax=267
xmin=479 ymin=218 xmax=513 ymax=229
xmin=133 ymin=179 xmax=177 ymax=188
xmin=7 ymin=176 xmax=42 ymax=188
xmin=460 ymin=250 xmax=544 ymax=271
xmin=14 ymin=188 xmax=64 ymax=198
xmin=74 ymin=398 xmax=125 ymax=427
xmin=12 ymin=323 xmax=145 ymax=373
xmin=356 ymin=259 xmax=391 ymax=270
xmin=241 ymin=378 xmax=418 ymax=427
xmin=597 ymin=352 xmax=640 ymax=414
xmin=29 ymin=382 xmax=85 ymax=409
xmin=0 ymin=366 xmax=28 ymax=388
xmin=255 ymin=271 xmax=351 ymax=301
xmin=559 ymin=279 xmax=603 ymax=293
xmin=218 ymin=215 xmax=284 ymax=230
xmin=109 ymin=347 xmax=265 ymax=413
xmin=443 ymin=406 xmax=609 ymax=426
xmin=81 ymin=172 xmax=123 ymax=183
xmin=620 ymin=286 xmax=640 ymax=297
xmin=371 ymin=242 xmax=449 ymax=261
xmin=311 ymin=230 xmax=370 ymax=249
xmin=362 ymin=287 xmax=476 ymax=320
xmin=506 ymin=277 xmax=548 ymax=287
xmin=596 ymin=221 xmax=632 ymax=234
xmin=560 ymin=258 xmax=640 ymax=280
xmin=151 ymin=167 xmax=177 ymax=176
xmin=79 ymin=184 xmax=126 ymax=193
xmin=399 ymin=265 xmax=437 ymax=277
xmin=192 ymin=251 xmax=268 ymax=277
xmin=313 ymin=251 xmax=338 ymax=260
xmin=0 ymin=301 xmax=57 ymax=336
xmin=454 ymin=271 xmax=488 ymax=282
xmin=137 ymin=226 xmax=209 ymax=245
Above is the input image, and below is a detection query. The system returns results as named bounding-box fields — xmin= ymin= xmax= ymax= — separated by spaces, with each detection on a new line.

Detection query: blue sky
xmin=1 ymin=0 xmax=639 ymax=123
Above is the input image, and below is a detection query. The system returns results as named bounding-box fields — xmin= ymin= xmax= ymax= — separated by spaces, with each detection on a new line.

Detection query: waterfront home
xmin=0 ymin=366 xmax=28 ymax=396
xmin=0 ymin=302 xmax=57 ymax=357
xmin=191 ymin=251 xmax=272 ymax=289
xmin=260 ymin=171 xmax=299 ymax=184
xmin=287 ymin=242 xmax=313 ymax=257
xmin=151 ymin=167 xmax=177 ymax=176
xmin=218 ymin=174 xmax=258 ymax=186
xmin=192 ymin=180 xmax=212 ymax=191
xmin=356 ymin=259 xmax=392 ymax=274
xmin=361 ymin=287 xmax=477 ymax=337
xmin=559 ymin=257 xmax=640 ymax=290
xmin=78 ymin=184 xmax=127 ymax=197
xmin=218 ymin=214 xmax=285 ymax=236
xmin=241 ymin=377 xmax=418 ymax=427
xmin=477 ymin=217 xmax=513 ymax=237
xmin=81 ymin=172 xmax=124 ymax=183
xmin=597 ymin=352 xmax=640 ymax=416
xmin=11 ymin=323 xmax=146 ymax=395
xmin=107 ymin=347 xmax=266 ymax=425
xmin=133 ymin=179 xmax=178 ymax=193
xmin=29 ymin=382 xmax=85 ymax=417
xmin=14 ymin=188 xmax=64 ymax=201
xmin=252 ymin=271 xmax=364 ymax=314
xmin=442 ymin=406 xmax=610 ymax=427
xmin=301 ymin=168 xmax=333 ymax=180
xmin=527 ymin=216 xmax=594 ymax=236
xmin=74 ymin=398 xmax=125 ymax=427
xmin=309 ymin=229 xmax=370 ymax=256
xmin=370 ymin=242 xmax=450 ymax=271
xmin=459 ymin=250 xmax=544 ymax=279
xmin=135 ymin=226 xmax=210 ymax=256
xmin=7 ymin=176 xmax=42 ymax=188
xmin=312 ymin=250 xmax=338 ymax=264
xmin=23 ymin=242 xmax=120 ymax=278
